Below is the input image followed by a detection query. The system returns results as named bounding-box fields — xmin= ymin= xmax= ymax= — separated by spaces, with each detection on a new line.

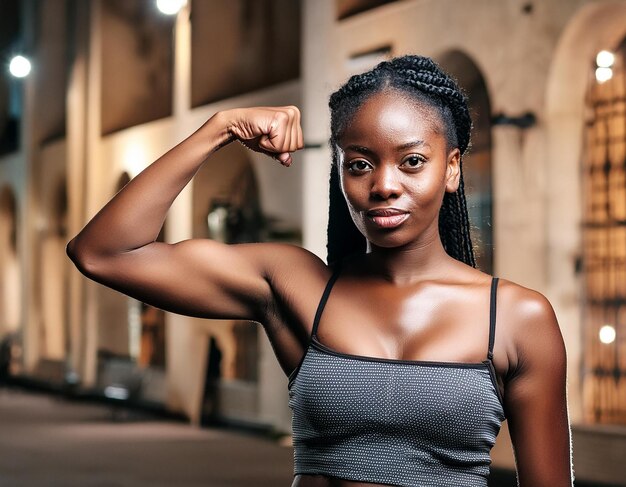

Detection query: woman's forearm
xmin=67 ymin=110 xmax=234 ymax=265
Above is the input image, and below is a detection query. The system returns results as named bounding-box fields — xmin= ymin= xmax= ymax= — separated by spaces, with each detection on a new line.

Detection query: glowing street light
xmin=599 ymin=324 xmax=616 ymax=344
xmin=156 ymin=0 xmax=187 ymax=15
xmin=9 ymin=55 xmax=31 ymax=78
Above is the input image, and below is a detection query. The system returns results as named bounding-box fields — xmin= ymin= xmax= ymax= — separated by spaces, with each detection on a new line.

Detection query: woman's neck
xmin=364 ymin=233 xmax=457 ymax=285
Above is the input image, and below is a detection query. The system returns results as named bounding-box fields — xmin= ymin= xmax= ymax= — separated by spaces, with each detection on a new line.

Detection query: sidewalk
xmin=0 ymin=387 xmax=294 ymax=487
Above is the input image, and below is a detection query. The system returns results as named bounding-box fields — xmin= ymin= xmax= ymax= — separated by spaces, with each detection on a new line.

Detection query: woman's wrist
xmin=198 ymin=109 xmax=241 ymax=155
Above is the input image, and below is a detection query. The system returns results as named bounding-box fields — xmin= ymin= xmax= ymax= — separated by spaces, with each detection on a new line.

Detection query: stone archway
xmin=545 ymin=1 xmax=626 ymax=425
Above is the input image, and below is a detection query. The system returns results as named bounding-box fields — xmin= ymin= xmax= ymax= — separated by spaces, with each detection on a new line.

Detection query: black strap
xmin=488 ymin=276 xmax=499 ymax=361
xmin=311 ymin=263 xmax=342 ymax=339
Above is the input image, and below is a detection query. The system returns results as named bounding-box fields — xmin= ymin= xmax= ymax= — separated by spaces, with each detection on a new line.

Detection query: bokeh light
xmin=9 ymin=55 xmax=31 ymax=78
xmin=595 ymin=67 xmax=613 ymax=83
xmin=156 ymin=0 xmax=187 ymax=15
xmin=599 ymin=324 xmax=616 ymax=344
xmin=596 ymin=50 xmax=615 ymax=68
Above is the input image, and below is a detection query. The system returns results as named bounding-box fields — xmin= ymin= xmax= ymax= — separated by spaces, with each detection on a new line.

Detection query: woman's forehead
xmin=338 ymin=90 xmax=446 ymax=146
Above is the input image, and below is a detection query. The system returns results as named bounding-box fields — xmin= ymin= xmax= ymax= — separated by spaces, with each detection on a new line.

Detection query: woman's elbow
xmin=66 ymin=236 xmax=101 ymax=278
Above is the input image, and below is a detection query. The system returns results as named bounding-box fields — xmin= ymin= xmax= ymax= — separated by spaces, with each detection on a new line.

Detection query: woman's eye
xmin=401 ymin=155 xmax=425 ymax=169
xmin=347 ymin=160 xmax=372 ymax=172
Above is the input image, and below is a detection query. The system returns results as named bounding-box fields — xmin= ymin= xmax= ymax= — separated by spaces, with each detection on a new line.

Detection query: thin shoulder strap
xmin=311 ymin=262 xmax=342 ymax=339
xmin=488 ymin=276 xmax=500 ymax=361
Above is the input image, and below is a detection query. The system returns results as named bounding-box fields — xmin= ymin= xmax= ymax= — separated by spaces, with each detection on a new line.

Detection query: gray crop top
xmin=288 ymin=265 xmax=506 ymax=486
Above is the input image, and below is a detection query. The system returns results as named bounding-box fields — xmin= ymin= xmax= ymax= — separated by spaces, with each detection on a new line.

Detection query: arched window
xmin=581 ymin=38 xmax=626 ymax=424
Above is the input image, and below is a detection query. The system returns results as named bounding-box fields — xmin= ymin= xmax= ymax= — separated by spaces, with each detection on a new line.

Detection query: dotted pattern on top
xmin=289 ymin=342 xmax=505 ymax=486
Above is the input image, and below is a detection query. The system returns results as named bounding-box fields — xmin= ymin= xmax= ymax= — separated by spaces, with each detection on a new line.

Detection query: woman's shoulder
xmin=494 ymin=276 xmax=564 ymax=376
xmin=495 ymin=277 xmax=558 ymax=329
xmin=438 ymin=265 xmax=557 ymax=326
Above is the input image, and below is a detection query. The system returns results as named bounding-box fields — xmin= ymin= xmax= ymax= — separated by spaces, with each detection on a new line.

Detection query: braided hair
xmin=327 ymin=55 xmax=476 ymax=268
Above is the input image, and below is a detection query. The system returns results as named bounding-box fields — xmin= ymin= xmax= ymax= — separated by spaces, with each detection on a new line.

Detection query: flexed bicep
xmin=70 ymin=238 xmax=274 ymax=321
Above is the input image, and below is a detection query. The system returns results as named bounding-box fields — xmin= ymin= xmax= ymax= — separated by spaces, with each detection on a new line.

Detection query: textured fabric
xmin=287 ymin=270 xmax=506 ymax=487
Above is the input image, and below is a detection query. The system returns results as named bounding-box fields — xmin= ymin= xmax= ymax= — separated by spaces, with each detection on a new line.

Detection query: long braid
xmin=327 ymin=54 xmax=476 ymax=268
xmin=457 ymin=171 xmax=476 ymax=267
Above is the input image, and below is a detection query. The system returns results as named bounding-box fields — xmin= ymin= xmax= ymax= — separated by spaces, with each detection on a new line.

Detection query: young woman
xmin=67 ymin=55 xmax=573 ymax=486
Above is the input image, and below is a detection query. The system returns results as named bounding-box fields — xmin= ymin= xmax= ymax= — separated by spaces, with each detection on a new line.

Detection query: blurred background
xmin=0 ymin=0 xmax=624 ymax=485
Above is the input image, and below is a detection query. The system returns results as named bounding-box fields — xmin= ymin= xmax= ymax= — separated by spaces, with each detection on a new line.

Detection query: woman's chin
xmin=365 ymin=234 xmax=414 ymax=251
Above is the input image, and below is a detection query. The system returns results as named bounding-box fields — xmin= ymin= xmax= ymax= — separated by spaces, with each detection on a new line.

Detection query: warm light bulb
xmin=156 ymin=0 xmax=186 ymax=15
xmin=9 ymin=55 xmax=31 ymax=78
xmin=599 ymin=325 xmax=616 ymax=344
xmin=596 ymin=50 xmax=615 ymax=68
xmin=596 ymin=67 xmax=613 ymax=83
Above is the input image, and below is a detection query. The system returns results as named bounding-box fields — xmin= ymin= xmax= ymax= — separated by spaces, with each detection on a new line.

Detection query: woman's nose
xmin=370 ymin=165 xmax=402 ymax=200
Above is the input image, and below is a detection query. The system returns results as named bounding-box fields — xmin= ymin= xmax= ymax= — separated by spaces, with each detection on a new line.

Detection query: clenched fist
xmin=222 ymin=106 xmax=304 ymax=166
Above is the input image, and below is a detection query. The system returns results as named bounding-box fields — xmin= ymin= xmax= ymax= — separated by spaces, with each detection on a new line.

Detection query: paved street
xmin=0 ymin=388 xmax=294 ymax=487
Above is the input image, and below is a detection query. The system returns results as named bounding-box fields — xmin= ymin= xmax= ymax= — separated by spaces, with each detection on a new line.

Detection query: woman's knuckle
xmin=275 ymin=111 xmax=289 ymax=124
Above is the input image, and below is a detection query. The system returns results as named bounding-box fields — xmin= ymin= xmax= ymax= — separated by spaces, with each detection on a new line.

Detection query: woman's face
xmin=337 ymin=89 xmax=461 ymax=251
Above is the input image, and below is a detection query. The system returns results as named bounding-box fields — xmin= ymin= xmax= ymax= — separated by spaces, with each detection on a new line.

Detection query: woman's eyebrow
xmin=343 ymin=144 xmax=373 ymax=155
xmin=396 ymin=140 xmax=429 ymax=150
xmin=343 ymin=141 xmax=430 ymax=154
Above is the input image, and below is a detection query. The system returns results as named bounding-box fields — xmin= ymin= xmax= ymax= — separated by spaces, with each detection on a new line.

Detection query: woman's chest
xmin=314 ymin=284 xmax=493 ymax=364
xmin=289 ymin=346 xmax=505 ymax=443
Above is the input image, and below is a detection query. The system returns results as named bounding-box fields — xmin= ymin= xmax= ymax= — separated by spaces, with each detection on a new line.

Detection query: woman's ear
xmin=445 ymin=148 xmax=461 ymax=193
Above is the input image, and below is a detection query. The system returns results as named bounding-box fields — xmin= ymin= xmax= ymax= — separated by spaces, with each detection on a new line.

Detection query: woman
xmin=67 ymin=55 xmax=573 ymax=486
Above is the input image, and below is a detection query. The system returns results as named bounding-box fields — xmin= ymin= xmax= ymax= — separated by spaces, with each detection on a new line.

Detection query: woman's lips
xmin=366 ymin=210 xmax=410 ymax=229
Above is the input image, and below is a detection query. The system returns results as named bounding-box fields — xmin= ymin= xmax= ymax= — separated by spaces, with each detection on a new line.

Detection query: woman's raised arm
xmin=66 ymin=106 xmax=306 ymax=321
